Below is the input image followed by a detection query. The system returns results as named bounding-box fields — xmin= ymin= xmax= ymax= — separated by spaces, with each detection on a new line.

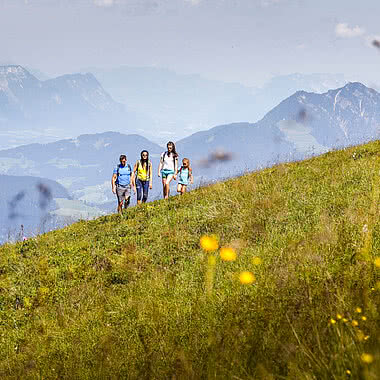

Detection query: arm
xmin=131 ymin=162 xmax=137 ymax=191
xmin=112 ymin=173 xmax=117 ymax=194
xmin=158 ymin=155 xmax=163 ymax=177
xmin=174 ymin=157 xmax=178 ymax=179
xmin=189 ymin=168 xmax=194 ymax=184
xmin=149 ymin=162 xmax=153 ymax=189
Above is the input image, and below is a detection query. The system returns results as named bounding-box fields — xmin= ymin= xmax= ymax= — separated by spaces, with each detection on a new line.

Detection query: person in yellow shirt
xmin=132 ymin=150 xmax=153 ymax=204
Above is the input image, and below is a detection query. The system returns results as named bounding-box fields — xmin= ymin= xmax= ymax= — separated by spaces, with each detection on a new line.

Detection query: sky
xmin=0 ymin=0 xmax=379 ymax=86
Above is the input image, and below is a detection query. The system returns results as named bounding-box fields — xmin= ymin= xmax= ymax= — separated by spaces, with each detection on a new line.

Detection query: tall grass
xmin=0 ymin=141 xmax=379 ymax=379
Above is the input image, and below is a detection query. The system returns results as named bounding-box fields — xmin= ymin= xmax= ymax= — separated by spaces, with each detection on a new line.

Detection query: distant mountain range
xmin=0 ymin=65 xmax=150 ymax=149
xmin=177 ymin=82 xmax=380 ymax=175
xmin=84 ymin=66 xmax=349 ymax=142
xmin=1 ymin=65 xmax=352 ymax=149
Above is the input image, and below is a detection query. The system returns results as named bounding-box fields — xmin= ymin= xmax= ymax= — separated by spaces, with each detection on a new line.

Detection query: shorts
xmin=178 ymin=181 xmax=188 ymax=186
xmin=161 ymin=169 xmax=175 ymax=179
xmin=116 ymin=184 xmax=131 ymax=203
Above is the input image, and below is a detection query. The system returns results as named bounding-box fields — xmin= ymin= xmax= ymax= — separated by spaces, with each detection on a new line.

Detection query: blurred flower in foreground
xmin=361 ymin=353 xmax=374 ymax=364
xmin=252 ymin=256 xmax=262 ymax=265
xmin=352 ymin=320 xmax=359 ymax=327
xmin=357 ymin=330 xmax=365 ymax=341
xmin=220 ymin=247 xmax=237 ymax=261
xmin=200 ymin=235 xmax=218 ymax=252
xmin=355 ymin=307 xmax=362 ymax=313
xmin=198 ymin=149 xmax=234 ymax=168
xmin=239 ymin=271 xmax=255 ymax=284
xmin=336 ymin=313 xmax=342 ymax=320
xmin=374 ymin=258 xmax=380 ymax=267
xmin=346 ymin=369 xmax=351 ymax=375
xmin=208 ymin=255 xmax=216 ymax=266
xmin=329 ymin=318 xmax=336 ymax=325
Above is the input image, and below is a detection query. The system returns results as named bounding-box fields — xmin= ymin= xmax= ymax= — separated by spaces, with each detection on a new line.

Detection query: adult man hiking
xmin=112 ymin=154 xmax=134 ymax=214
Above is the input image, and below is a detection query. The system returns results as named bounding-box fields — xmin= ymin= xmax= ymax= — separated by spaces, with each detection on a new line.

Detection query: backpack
xmin=178 ymin=166 xmax=191 ymax=180
xmin=116 ymin=163 xmax=132 ymax=182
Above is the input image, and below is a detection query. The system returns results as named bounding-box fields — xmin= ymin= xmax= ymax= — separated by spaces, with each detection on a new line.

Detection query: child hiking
xmin=158 ymin=141 xmax=178 ymax=199
xmin=177 ymin=158 xmax=193 ymax=195
xmin=112 ymin=154 xmax=134 ymax=214
xmin=132 ymin=150 xmax=153 ymax=204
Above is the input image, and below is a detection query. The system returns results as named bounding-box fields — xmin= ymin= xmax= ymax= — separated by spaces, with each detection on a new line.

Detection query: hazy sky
xmin=1 ymin=0 xmax=379 ymax=86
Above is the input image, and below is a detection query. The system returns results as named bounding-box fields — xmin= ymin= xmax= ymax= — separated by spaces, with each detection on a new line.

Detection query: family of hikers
xmin=111 ymin=141 xmax=194 ymax=213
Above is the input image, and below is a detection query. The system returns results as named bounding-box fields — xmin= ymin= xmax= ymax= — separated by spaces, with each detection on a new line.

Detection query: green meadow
xmin=0 ymin=141 xmax=379 ymax=379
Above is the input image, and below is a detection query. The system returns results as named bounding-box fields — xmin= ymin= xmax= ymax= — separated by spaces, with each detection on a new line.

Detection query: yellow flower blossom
xmin=360 ymin=353 xmax=373 ymax=364
xmin=220 ymin=247 xmax=237 ymax=262
xmin=361 ymin=316 xmax=367 ymax=321
xmin=346 ymin=370 xmax=351 ymax=375
xmin=336 ymin=313 xmax=342 ymax=320
xmin=374 ymin=257 xmax=380 ymax=267
xmin=342 ymin=318 xmax=348 ymax=323
xmin=252 ymin=256 xmax=262 ymax=265
xmin=355 ymin=307 xmax=362 ymax=313
xmin=239 ymin=271 xmax=255 ymax=284
xmin=200 ymin=235 xmax=219 ymax=252
xmin=364 ymin=335 xmax=370 ymax=341
xmin=330 ymin=318 xmax=336 ymax=324
xmin=352 ymin=320 xmax=359 ymax=327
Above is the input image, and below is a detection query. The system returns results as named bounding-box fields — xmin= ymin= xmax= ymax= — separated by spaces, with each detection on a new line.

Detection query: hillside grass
xmin=0 ymin=141 xmax=379 ymax=379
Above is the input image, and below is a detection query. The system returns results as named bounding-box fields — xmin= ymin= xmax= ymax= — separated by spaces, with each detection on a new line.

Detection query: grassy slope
xmin=0 ymin=141 xmax=379 ymax=379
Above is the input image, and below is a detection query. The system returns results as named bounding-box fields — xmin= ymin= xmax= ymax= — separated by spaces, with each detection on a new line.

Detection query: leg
xmin=142 ymin=181 xmax=149 ymax=203
xmin=116 ymin=186 xmax=125 ymax=214
xmin=124 ymin=196 xmax=130 ymax=209
xmin=162 ymin=177 xmax=167 ymax=198
xmin=181 ymin=185 xmax=187 ymax=194
xmin=123 ymin=187 xmax=131 ymax=211
xmin=136 ymin=179 xmax=143 ymax=205
xmin=117 ymin=200 xmax=123 ymax=214
xmin=177 ymin=184 xmax=183 ymax=194
xmin=164 ymin=174 xmax=174 ymax=199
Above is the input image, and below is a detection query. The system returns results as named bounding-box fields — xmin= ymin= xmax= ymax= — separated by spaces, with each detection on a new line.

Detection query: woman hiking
xmin=158 ymin=141 xmax=178 ymax=199
xmin=132 ymin=150 xmax=153 ymax=204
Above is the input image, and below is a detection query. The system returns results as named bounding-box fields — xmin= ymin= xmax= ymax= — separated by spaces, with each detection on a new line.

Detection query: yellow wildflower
xmin=239 ymin=271 xmax=255 ymax=285
xmin=330 ymin=318 xmax=336 ymax=324
xmin=346 ymin=370 xmax=351 ymax=375
xmin=252 ymin=256 xmax=262 ymax=265
xmin=360 ymin=353 xmax=373 ymax=364
xmin=200 ymin=235 xmax=219 ymax=252
xmin=336 ymin=313 xmax=342 ymax=320
xmin=374 ymin=257 xmax=380 ymax=267
xmin=220 ymin=247 xmax=237 ymax=262
xmin=361 ymin=316 xmax=367 ymax=321
xmin=342 ymin=318 xmax=348 ymax=323
xmin=352 ymin=320 xmax=359 ymax=327
xmin=364 ymin=335 xmax=370 ymax=341
xmin=355 ymin=307 xmax=362 ymax=313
